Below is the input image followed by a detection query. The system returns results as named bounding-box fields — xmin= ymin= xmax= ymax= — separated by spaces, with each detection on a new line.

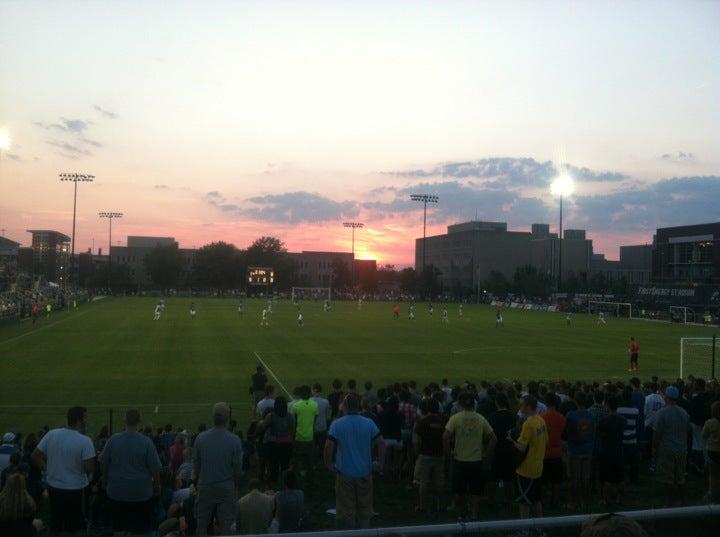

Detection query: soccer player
xmin=153 ymin=303 xmax=162 ymax=321
xmin=458 ymin=303 xmax=463 ymax=316
xmin=238 ymin=301 xmax=244 ymax=315
xmin=261 ymin=308 xmax=269 ymax=326
xmin=566 ymin=311 xmax=572 ymax=326
xmin=496 ymin=310 xmax=504 ymax=328
xmin=408 ymin=304 xmax=415 ymax=320
xmin=297 ymin=311 xmax=304 ymax=326
xmin=392 ymin=304 xmax=399 ymax=319
xmin=442 ymin=308 xmax=449 ymax=323
xmin=357 ymin=298 xmax=363 ymax=310
xmin=628 ymin=337 xmax=639 ymax=372
xmin=190 ymin=303 xmax=196 ymax=318
xmin=598 ymin=311 xmax=606 ymax=325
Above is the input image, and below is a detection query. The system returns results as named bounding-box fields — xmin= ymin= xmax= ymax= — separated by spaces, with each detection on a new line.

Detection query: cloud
xmin=46 ymin=139 xmax=92 ymax=157
xmin=661 ymin=151 xmax=695 ymax=160
xmin=154 ymin=185 xmax=169 ymax=189
xmin=201 ymin=158 xmax=718 ymax=257
xmin=243 ymin=192 xmax=359 ymax=223
xmin=385 ymin=157 xmax=626 ymax=187
xmin=94 ymin=105 xmax=119 ymax=119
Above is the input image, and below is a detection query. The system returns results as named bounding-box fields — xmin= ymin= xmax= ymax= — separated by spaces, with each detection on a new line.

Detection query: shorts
xmin=541 ymin=457 xmax=564 ymax=485
xmin=47 ymin=485 xmax=90 ymax=533
xmin=451 ymin=459 xmax=485 ymax=496
xmin=630 ymin=353 xmax=638 ymax=364
xmin=514 ymin=475 xmax=542 ymax=505
xmin=413 ymin=455 xmax=445 ymax=487
xmin=656 ymin=449 xmax=686 ymax=485
xmin=110 ymin=496 xmax=157 ymax=533
xmin=194 ymin=485 xmax=237 ymax=532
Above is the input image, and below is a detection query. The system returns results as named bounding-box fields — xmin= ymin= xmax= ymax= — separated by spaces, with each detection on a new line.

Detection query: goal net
xmin=669 ymin=306 xmax=696 ymax=324
xmin=588 ymin=301 xmax=633 ymax=319
xmin=680 ymin=336 xmax=717 ymax=379
xmin=291 ymin=287 xmax=332 ymax=304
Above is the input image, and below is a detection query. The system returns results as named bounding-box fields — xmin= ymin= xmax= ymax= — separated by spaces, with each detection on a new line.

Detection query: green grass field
xmin=2 ymin=298 xmax=718 ymax=535
xmin=0 ymin=296 xmax=715 ymax=437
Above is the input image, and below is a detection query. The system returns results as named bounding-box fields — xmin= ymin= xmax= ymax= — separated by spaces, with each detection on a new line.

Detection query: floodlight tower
xmin=343 ymin=222 xmax=364 ymax=287
xmin=410 ymin=194 xmax=439 ymax=275
xmin=99 ymin=212 xmax=123 ymax=291
xmin=550 ymin=174 xmax=574 ymax=293
xmin=60 ymin=173 xmax=94 ymax=285
xmin=98 ymin=212 xmax=123 ymax=255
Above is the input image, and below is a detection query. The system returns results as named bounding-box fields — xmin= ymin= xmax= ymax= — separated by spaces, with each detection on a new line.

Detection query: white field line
xmin=254 ymin=351 xmax=294 ymax=400
xmin=0 ymin=309 xmax=92 ymax=347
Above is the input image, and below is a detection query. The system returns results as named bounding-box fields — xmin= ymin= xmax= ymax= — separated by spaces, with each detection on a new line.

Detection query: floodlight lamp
xmin=551 ymin=175 xmax=574 ymax=197
xmin=0 ymin=130 xmax=10 ymax=150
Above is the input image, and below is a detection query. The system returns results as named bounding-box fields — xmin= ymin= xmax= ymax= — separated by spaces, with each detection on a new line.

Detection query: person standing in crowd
xmin=412 ymin=397 xmax=447 ymax=513
xmin=565 ymin=392 xmax=597 ymax=511
xmin=597 ymin=394 xmax=627 ymax=507
xmin=539 ymin=392 xmax=566 ymax=511
xmin=618 ymin=388 xmax=641 ymax=483
xmin=324 ymin=393 xmax=386 ymax=530
xmin=32 ymin=406 xmax=95 ymax=537
xmin=192 ymin=402 xmax=244 ymax=536
xmin=0 ymin=432 xmax=18 ymax=475
xmin=291 ymin=385 xmax=319 ymax=483
xmin=652 ymin=386 xmax=691 ymax=506
xmin=702 ymin=401 xmax=720 ymax=504
xmin=487 ymin=392 xmax=517 ymax=510
xmin=509 ymin=395 xmax=548 ymax=520
xmin=251 ymin=365 xmax=268 ymax=408
xmin=99 ymin=409 xmax=162 ymax=536
xmin=628 ymin=337 xmax=639 ymax=372
xmin=443 ymin=391 xmax=497 ymax=522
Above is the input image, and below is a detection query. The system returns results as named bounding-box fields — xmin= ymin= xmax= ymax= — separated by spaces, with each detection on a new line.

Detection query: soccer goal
xmin=588 ymin=301 xmax=633 ymax=319
xmin=291 ymin=287 xmax=332 ymax=303
xmin=670 ymin=306 xmax=696 ymax=324
xmin=680 ymin=336 xmax=717 ymax=379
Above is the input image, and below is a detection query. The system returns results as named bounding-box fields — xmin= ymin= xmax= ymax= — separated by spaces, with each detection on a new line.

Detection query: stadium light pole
xmin=551 ymin=175 xmax=574 ymax=293
xmin=60 ymin=173 xmax=94 ymax=286
xmin=343 ymin=222 xmax=364 ymax=288
xmin=410 ymin=194 xmax=439 ymax=279
xmin=99 ymin=212 xmax=123 ymax=291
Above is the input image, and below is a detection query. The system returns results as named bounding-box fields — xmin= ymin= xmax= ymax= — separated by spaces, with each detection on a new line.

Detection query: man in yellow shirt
xmin=443 ymin=392 xmax=497 ymax=521
xmin=509 ymin=394 xmax=548 ymax=519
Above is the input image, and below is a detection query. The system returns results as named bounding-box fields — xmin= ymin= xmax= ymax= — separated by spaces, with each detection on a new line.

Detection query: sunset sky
xmin=1 ymin=1 xmax=718 ymax=268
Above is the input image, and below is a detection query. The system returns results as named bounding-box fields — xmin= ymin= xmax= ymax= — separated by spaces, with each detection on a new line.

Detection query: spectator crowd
xmin=0 ymin=371 xmax=719 ymax=536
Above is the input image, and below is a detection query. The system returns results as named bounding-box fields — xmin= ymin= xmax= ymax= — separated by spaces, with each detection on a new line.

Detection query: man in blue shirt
xmin=324 ymin=394 xmax=386 ymax=530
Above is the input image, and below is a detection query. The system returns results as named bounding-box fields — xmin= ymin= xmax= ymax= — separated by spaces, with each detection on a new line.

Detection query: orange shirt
xmin=540 ymin=410 xmax=566 ymax=459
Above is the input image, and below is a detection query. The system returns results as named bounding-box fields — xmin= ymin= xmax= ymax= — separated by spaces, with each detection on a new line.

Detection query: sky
xmin=1 ymin=0 xmax=718 ymax=268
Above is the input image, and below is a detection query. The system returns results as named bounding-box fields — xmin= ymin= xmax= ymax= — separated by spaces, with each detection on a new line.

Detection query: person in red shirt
xmin=628 ymin=337 xmax=640 ymax=372
xmin=540 ymin=392 xmax=567 ymax=510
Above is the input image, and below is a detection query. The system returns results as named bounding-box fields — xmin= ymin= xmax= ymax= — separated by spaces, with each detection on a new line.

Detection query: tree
xmin=512 ymin=265 xmax=553 ymax=298
xmin=246 ymin=236 xmax=287 ymax=265
xmin=482 ymin=270 xmax=510 ymax=296
xmin=193 ymin=241 xmax=242 ymax=295
xmin=398 ymin=267 xmax=417 ymax=295
xmin=143 ymin=242 xmax=185 ymax=290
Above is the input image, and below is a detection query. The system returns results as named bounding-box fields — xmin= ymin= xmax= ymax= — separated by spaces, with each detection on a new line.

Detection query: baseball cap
xmin=2 ymin=432 xmax=15 ymax=443
xmin=213 ymin=402 xmax=230 ymax=419
xmin=665 ymin=386 xmax=679 ymax=400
